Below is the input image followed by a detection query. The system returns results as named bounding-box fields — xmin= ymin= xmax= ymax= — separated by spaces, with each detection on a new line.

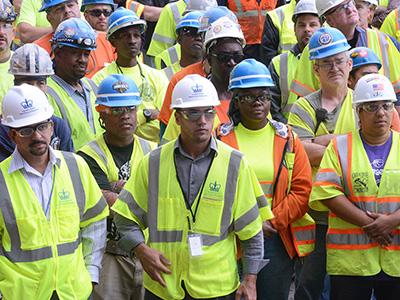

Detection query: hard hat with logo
xmin=204 ymin=16 xmax=245 ymax=53
xmin=96 ymin=74 xmax=142 ymax=107
xmin=309 ymin=27 xmax=350 ymax=60
xmin=0 ymin=0 xmax=16 ymax=22
xmin=51 ymin=18 xmax=97 ymax=51
xmin=176 ymin=11 xmax=205 ymax=34
xmin=185 ymin=0 xmax=217 ymax=13
xmin=107 ymin=7 xmax=147 ymax=40
xmin=39 ymin=0 xmax=69 ymax=12
xmin=9 ymin=43 xmax=54 ymax=76
xmin=353 ymin=74 xmax=396 ymax=106
xmin=1 ymin=84 xmax=54 ymax=128
xmin=171 ymin=74 xmax=220 ymax=108
xmin=292 ymin=0 xmax=319 ymax=22
xmin=350 ymin=47 xmax=381 ymax=71
xmin=202 ymin=6 xmax=238 ymax=26
xmin=229 ymin=58 xmax=274 ymax=90
xmin=316 ymin=0 xmax=345 ymax=17
xmin=81 ymin=0 xmax=116 ymax=12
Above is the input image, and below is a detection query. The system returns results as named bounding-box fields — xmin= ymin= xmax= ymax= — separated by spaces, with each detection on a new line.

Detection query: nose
xmin=196 ymin=112 xmax=207 ymax=124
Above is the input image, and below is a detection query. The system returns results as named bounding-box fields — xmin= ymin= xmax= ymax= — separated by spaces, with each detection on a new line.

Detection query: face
xmin=54 ymin=46 xmax=91 ymax=80
xmin=110 ymin=26 xmax=142 ymax=59
xmin=355 ymin=0 xmax=375 ymax=28
xmin=348 ymin=64 xmax=379 ymax=89
xmin=46 ymin=0 xmax=80 ymax=30
xmin=100 ymin=106 xmax=137 ymax=138
xmin=177 ymin=27 xmax=204 ymax=59
xmin=10 ymin=120 xmax=54 ymax=158
xmin=358 ymin=101 xmax=393 ymax=136
xmin=208 ymin=39 xmax=244 ymax=81
xmin=84 ymin=4 xmax=113 ymax=32
xmin=14 ymin=76 xmax=48 ymax=92
xmin=325 ymin=0 xmax=359 ymax=29
xmin=234 ymin=88 xmax=271 ymax=126
xmin=294 ymin=14 xmax=321 ymax=51
xmin=175 ymin=106 xmax=216 ymax=145
xmin=0 ymin=21 xmax=15 ymax=54
xmin=314 ymin=52 xmax=353 ymax=88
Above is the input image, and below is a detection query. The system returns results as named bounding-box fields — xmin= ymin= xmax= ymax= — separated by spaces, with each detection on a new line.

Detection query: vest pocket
xmin=157 ymin=197 xmax=185 ymax=230
xmin=194 ymin=198 xmax=224 ymax=235
xmin=17 ymin=214 xmax=48 ymax=250
xmin=56 ymin=206 xmax=80 ymax=242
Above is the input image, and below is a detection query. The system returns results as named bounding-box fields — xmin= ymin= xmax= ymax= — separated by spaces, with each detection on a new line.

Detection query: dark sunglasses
xmin=86 ymin=9 xmax=112 ymax=17
xmin=180 ymin=108 xmax=216 ymax=121
xmin=211 ymin=52 xmax=244 ymax=64
xmin=180 ymin=27 xmax=204 ymax=37
xmin=236 ymin=93 xmax=271 ymax=104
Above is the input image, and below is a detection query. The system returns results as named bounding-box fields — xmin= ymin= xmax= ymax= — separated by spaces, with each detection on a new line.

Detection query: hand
xmin=134 ymin=243 xmax=171 ymax=287
xmin=235 ymin=274 xmax=257 ymax=300
xmin=111 ymin=180 xmax=126 ymax=194
xmin=148 ymin=109 xmax=160 ymax=121
xmin=262 ymin=220 xmax=277 ymax=237
xmin=363 ymin=211 xmax=396 ymax=246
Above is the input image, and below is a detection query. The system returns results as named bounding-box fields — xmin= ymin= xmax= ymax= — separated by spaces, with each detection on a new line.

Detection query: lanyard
xmin=116 ymin=62 xmax=146 ymax=98
xmin=174 ymin=153 xmax=215 ymax=229
xmin=44 ymin=165 xmax=56 ymax=218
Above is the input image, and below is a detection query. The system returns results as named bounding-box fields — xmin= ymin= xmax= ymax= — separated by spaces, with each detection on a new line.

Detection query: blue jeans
xmin=256 ymin=232 xmax=303 ymax=300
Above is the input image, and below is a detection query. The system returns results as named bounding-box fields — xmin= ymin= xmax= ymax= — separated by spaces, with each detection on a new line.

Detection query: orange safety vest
xmin=228 ymin=0 xmax=277 ymax=45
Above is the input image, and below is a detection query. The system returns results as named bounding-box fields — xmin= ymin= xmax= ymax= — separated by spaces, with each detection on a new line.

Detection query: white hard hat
xmin=358 ymin=0 xmax=378 ymax=6
xmin=316 ymin=0 xmax=345 ymax=17
xmin=171 ymin=74 xmax=220 ymax=109
xmin=9 ymin=43 xmax=54 ymax=76
xmin=1 ymin=84 xmax=54 ymax=128
xmin=293 ymin=0 xmax=319 ymax=21
xmin=353 ymin=74 xmax=396 ymax=106
xmin=185 ymin=0 xmax=218 ymax=12
xmin=204 ymin=16 xmax=245 ymax=52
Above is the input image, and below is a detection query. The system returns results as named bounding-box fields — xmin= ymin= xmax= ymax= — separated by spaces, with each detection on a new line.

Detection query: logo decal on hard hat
xmin=372 ymin=83 xmax=384 ymax=97
xmin=112 ymin=81 xmax=129 ymax=93
xmin=213 ymin=24 xmax=222 ymax=33
xmin=192 ymin=84 xmax=203 ymax=93
xmin=318 ymin=33 xmax=332 ymax=45
xmin=20 ymin=99 xmax=34 ymax=110
xmin=64 ymin=27 xmax=75 ymax=38
xmin=351 ymin=49 xmax=368 ymax=58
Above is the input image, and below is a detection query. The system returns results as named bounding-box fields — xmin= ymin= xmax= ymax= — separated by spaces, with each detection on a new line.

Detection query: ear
xmin=174 ymin=110 xmax=182 ymax=127
xmin=313 ymin=62 xmax=320 ymax=77
xmin=348 ymin=75 xmax=355 ymax=89
xmin=109 ymin=36 xmax=117 ymax=48
xmin=8 ymin=129 xmax=17 ymax=144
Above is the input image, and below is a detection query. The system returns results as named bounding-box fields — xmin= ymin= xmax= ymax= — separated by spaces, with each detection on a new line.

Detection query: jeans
xmin=256 ymin=232 xmax=303 ymax=300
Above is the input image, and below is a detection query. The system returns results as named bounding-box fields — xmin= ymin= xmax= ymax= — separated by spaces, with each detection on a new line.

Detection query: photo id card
xmin=188 ymin=234 xmax=203 ymax=257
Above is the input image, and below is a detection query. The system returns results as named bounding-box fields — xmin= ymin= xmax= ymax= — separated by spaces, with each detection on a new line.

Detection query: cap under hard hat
xmin=353 ymin=73 xmax=397 ymax=106
xmin=309 ymin=27 xmax=350 ymax=60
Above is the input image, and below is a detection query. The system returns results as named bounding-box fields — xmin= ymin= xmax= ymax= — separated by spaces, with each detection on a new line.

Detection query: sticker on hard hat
xmin=318 ymin=33 xmax=332 ymax=45
xmin=191 ymin=83 xmax=203 ymax=93
xmin=112 ymin=81 xmax=129 ymax=93
xmin=213 ymin=24 xmax=222 ymax=33
xmin=355 ymin=49 xmax=368 ymax=57
xmin=64 ymin=27 xmax=76 ymax=38
xmin=20 ymin=99 xmax=38 ymax=114
xmin=372 ymin=83 xmax=384 ymax=97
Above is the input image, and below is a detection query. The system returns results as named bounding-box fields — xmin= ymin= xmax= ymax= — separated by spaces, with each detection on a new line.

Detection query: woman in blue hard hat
xmin=78 ymin=74 xmax=156 ymax=300
xmin=217 ymin=58 xmax=314 ymax=300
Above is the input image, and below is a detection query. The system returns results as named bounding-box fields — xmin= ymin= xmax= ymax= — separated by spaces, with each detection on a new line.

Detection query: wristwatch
xmin=143 ymin=109 xmax=152 ymax=122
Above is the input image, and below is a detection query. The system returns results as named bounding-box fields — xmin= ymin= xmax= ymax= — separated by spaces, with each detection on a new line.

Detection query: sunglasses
xmin=180 ymin=27 xmax=204 ymax=37
xmin=360 ymin=102 xmax=394 ymax=113
xmin=236 ymin=94 xmax=271 ymax=104
xmin=108 ymin=106 xmax=137 ymax=116
xmin=180 ymin=108 xmax=216 ymax=121
xmin=211 ymin=52 xmax=244 ymax=64
xmin=15 ymin=121 xmax=53 ymax=137
xmin=86 ymin=9 xmax=112 ymax=17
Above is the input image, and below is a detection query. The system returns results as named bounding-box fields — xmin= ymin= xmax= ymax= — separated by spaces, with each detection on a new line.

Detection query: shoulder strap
xmin=46 ymin=86 xmax=72 ymax=133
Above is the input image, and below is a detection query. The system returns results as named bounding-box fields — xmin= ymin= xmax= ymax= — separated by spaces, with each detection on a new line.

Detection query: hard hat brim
xmin=171 ymin=99 xmax=220 ymax=109
xmin=2 ymin=107 xmax=54 ymax=128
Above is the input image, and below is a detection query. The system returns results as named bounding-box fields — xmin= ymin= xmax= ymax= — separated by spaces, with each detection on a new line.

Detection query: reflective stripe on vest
xmin=314 ymin=169 xmax=342 ymax=188
xmin=152 ymin=33 xmax=176 ymax=45
xmin=375 ymin=30 xmax=391 ymax=78
xmin=260 ymin=181 xmax=272 ymax=198
xmin=163 ymin=65 xmax=175 ymax=80
xmin=335 ymin=134 xmax=351 ymax=195
xmin=147 ymin=147 xmax=245 ymax=246
xmin=167 ymin=46 xmax=179 ymax=65
xmin=290 ymin=79 xmax=316 ymax=97
xmin=170 ymin=2 xmax=181 ymax=24
xmin=279 ymin=52 xmax=289 ymax=108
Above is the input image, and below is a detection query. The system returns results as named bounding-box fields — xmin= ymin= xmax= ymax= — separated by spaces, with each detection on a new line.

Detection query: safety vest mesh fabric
xmin=218 ymin=122 xmax=315 ymax=256
xmin=79 ymin=134 xmax=156 ymax=183
xmin=312 ymin=131 xmax=400 ymax=276
xmin=155 ymin=44 xmax=181 ymax=70
xmin=229 ymin=0 xmax=277 ymax=44
xmin=267 ymin=0 xmax=296 ymax=53
xmin=0 ymin=151 xmax=108 ymax=299
xmin=272 ymin=50 xmax=300 ymax=118
xmin=163 ymin=61 xmax=182 ymax=80
xmin=46 ymin=77 xmax=103 ymax=150
xmin=112 ymin=139 xmax=262 ymax=299
xmin=290 ymin=29 xmax=400 ymax=98
xmin=380 ymin=8 xmax=399 ymax=41
xmin=147 ymin=0 xmax=186 ymax=57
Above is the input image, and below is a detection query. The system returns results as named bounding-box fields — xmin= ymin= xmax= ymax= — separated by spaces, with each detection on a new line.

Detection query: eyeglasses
xmin=327 ymin=0 xmax=355 ymax=15
xmin=236 ymin=93 xmax=271 ymax=104
xmin=180 ymin=27 xmax=204 ymax=37
xmin=316 ymin=58 xmax=348 ymax=70
xmin=211 ymin=52 xmax=244 ymax=64
xmin=180 ymin=108 xmax=216 ymax=121
xmin=15 ymin=121 xmax=53 ymax=137
xmin=86 ymin=9 xmax=113 ymax=17
xmin=361 ymin=102 xmax=394 ymax=113
xmin=109 ymin=106 xmax=136 ymax=116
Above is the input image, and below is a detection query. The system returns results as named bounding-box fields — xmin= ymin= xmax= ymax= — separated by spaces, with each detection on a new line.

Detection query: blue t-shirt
xmin=361 ymin=132 xmax=392 ymax=186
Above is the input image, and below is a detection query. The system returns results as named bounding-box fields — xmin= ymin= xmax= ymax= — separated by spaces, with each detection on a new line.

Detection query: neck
xmin=0 ymin=49 xmax=11 ymax=63
xmin=179 ymin=136 xmax=211 ymax=159
xmin=180 ymin=50 xmax=202 ymax=68
xmin=242 ymin=118 xmax=268 ymax=131
xmin=361 ymin=129 xmax=391 ymax=146
xmin=339 ymin=25 xmax=356 ymax=40
xmin=211 ymin=75 xmax=231 ymax=100
xmin=21 ymin=151 xmax=50 ymax=175
xmin=116 ymin=55 xmax=137 ymax=68
xmin=55 ymin=69 xmax=81 ymax=87
xmin=104 ymin=132 xmax=134 ymax=147
xmin=320 ymin=85 xmax=348 ymax=110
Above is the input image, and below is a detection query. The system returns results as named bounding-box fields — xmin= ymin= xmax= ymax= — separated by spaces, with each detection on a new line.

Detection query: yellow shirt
xmin=17 ymin=0 xmax=50 ymax=27
xmin=0 ymin=54 xmax=14 ymax=113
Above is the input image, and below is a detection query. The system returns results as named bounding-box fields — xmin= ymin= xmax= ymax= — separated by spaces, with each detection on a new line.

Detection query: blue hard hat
xmin=229 ymin=58 xmax=274 ymax=90
xmin=309 ymin=27 xmax=350 ymax=60
xmin=0 ymin=0 xmax=16 ymax=22
xmin=81 ymin=0 xmax=116 ymax=12
xmin=51 ymin=18 xmax=97 ymax=50
xmin=202 ymin=6 xmax=237 ymax=27
xmin=96 ymin=74 xmax=142 ymax=107
xmin=40 ymin=0 xmax=69 ymax=12
xmin=107 ymin=7 xmax=147 ymax=40
xmin=176 ymin=11 xmax=205 ymax=33
xmin=350 ymin=47 xmax=381 ymax=71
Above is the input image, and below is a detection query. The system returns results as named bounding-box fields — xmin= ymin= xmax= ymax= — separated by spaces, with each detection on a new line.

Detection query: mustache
xmin=29 ymin=140 xmax=47 ymax=147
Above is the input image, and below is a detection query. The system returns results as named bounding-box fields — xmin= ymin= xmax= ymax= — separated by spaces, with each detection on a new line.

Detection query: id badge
xmin=188 ymin=234 xmax=203 ymax=257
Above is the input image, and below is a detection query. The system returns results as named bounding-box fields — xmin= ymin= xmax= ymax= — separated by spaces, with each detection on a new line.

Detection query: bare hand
xmin=262 ymin=220 xmax=277 ymax=237
xmin=134 ymin=243 xmax=171 ymax=287
xmin=235 ymin=274 xmax=257 ymax=300
xmin=363 ymin=211 xmax=396 ymax=246
xmin=111 ymin=180 xmax=126 ymax=194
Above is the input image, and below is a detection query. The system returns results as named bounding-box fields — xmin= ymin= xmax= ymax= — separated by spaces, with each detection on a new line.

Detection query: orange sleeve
xmin=391 ymin=110 xmax=400 ymax=132
xmin=158 ymin=75 xmax=177 ymax=125
xmin=270 ymin=136 xmax=313 ymax=232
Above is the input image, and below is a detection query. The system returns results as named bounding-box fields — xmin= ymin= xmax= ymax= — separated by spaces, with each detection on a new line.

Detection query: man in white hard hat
xmin=112 ymin=74 xmax=267 ymax=300
xmin=355 ymin=0 xmax=378 ymax=29
xmin=0 ymin=84 xmax=108 ymax=299
xmin=311 ymin=73 xmax=400 ymax=300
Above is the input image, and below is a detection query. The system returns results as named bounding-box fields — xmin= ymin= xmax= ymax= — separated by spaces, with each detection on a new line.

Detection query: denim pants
xmin=256 ymin=232 xmax=303 ymax=300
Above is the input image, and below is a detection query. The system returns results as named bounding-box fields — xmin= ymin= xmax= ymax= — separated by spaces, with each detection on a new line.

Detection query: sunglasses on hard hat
xmin=15 ymin=120 xmax=53 ymax=138
xmin=180 ymin=108 xmax=216 ymax=121
xmin=86 ymin=9 xmax=112 ymax=17
xmin=211 ymin=52 xmax=244 ymax=64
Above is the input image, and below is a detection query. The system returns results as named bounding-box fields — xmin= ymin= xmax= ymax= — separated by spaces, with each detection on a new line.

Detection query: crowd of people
xmin=0 ymin=0 xmax=399 ymax=299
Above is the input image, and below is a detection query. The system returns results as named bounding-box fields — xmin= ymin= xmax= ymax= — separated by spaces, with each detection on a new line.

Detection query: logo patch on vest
xmin=209 ymin=181 xmax=221 ymax=192
xmin=352 ymin=172 xmax=369 ymax=193
xmin=58 ymin=189 xmax=71 ymax=203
